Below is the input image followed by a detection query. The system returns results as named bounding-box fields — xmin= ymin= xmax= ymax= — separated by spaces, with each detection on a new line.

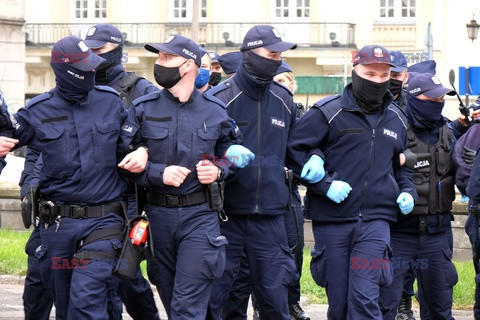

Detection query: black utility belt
xmin=39 ymin=200 xmax=124 ymax=219
xmin=146 ymin=190 xmax=207 ymax=208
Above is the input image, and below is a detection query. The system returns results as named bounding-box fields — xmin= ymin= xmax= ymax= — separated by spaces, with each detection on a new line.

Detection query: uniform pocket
xmin=37 ymin=125 xmax=71 ymax=176
xmin=199 ymin=234 xmax=228 ymax=280
xmin=310 ymin=245 xmax=328 ymax=287
xmin=94 ymin=121 xmax=120 ymax=167
xmin=380 ymin=244 xmax=394 ymax=287
xmin=196 ymin=127 xmax=220 ymax=157
xmin=141 ymin=125 xmax=169 ymax=161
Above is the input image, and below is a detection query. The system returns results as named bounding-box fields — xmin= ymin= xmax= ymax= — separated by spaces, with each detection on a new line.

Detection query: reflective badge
xmin=164 ymin=35 xmax=175 ymax=43
xmin=78 ymin=41 xmax=89 ymax=52
xmin=86 ymin=27 xmax=96 ymax=36
xmin=272 ymin=28 xmax=282 ymax=38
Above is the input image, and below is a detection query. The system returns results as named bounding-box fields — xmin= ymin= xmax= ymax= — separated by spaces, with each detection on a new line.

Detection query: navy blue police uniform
xmin=206 ymin=61 xmax=298 ymax=319
xmin=124 ymin=86 xmax=241 ymax=318
xmin=379 ymin=115 xmax=458 ymax=320
xmin=85 ymin=23 xmax=161 ymax=320
xmin=287 ymin=83 xmax=417 ymax=319
xmin=0 ymin=36 xmax=135 ymax=320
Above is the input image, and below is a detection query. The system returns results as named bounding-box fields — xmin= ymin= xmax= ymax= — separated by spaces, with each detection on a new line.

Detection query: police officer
xmin=123 ymin=34 xmax=251 ymax=319
xmin=287 ymin=44 xmax=417 ymax=319
xmin=208 ymin=51 xmax=223 ymax=87
xmin=196 ymin=48 xmax=213 ymax=93
xmin=206 ymin=25 xmax=298 ymax=320
xmin=0 ymin=35 xmax=147 ymax=319
xmin=84 ymin=23 xmax=160 ymax=320
xmin=389 ymin=51 xmax=409 ymax=110
xmin=218 ymin=51 xmax=242 ymax=79
xmin=380 ymin=73 xmax=458 ymax=320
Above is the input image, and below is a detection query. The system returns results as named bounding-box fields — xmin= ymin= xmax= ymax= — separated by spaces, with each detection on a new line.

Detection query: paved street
xmin=0 ymin=275 xmax=475 ymax=320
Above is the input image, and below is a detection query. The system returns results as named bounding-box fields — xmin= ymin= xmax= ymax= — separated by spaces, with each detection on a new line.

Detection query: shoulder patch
xmin=207 ymin=78 xmax=235 ymax=96
xmin=131 ymin=90 xmax=161 ymax=107
xmin=95 ymin=85 xmax=120 ymax=95
xmin=203 ymin=92 xmax=226 ymax=109
xmin=25 ymin=92 xmax=53 ymax=109
xmin=312 ymin=94 xmax=342 ymax=124
xmin=311 ymin=94 xmax=340 ymax=110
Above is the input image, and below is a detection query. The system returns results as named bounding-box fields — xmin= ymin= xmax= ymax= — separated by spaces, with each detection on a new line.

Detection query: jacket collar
xmin=235 ymin=63 xmax=272 ymax=99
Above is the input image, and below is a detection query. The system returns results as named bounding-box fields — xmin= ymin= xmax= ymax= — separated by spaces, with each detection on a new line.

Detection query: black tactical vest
xmin=407 ymin=125 xmax=455 ymax=215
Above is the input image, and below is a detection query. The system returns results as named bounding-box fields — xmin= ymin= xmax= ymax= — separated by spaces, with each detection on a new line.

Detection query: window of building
xmin=74 ymin=0 xmax=106 ymax=19
xmin=171 ymin=0 xmax=207 ymax=20
xmin=275 ymin=0 xmax=309 ymax=19
xmin=379 ymin=0 xmax=415 ymax=19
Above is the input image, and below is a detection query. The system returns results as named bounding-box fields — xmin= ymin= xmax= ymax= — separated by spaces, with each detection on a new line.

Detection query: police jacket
xmin=287 ymin=84 xmax=417 ymax=222
xmin=207 ymin=63 xmax=297 ymax=216
xmin=8 ymin=87 xmax=129 ymax=205
xmin=393 ymin=118 xmax=456 ymax=234
xmin=125 ymin=88 xmax=242 ymax=196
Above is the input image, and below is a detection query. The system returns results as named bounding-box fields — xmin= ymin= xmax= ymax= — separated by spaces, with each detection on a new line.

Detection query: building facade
xmin=2 ymin=0 xmax=478 ymax=114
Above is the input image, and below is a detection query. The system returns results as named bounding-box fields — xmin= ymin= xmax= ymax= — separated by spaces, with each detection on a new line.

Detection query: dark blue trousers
xmin=147 ymin=203 xmax=227 ymax=320
xmin=207 ymin=214 xmax=297 ymax=320
xmin=23 ymin=228 xmax=54 ymax=320
xmin=380 ymin=231 xmax=458 ymax=320
xmin=465 ymin=215 xmax=480 ymax=319
xmin=40 ymin=213 xmax=124 ymax=320
xmin=311 ymin=219 xmax=392 ymax=320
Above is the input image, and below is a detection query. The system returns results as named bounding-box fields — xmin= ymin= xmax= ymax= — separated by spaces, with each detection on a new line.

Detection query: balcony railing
xmin=24 ymin=22 xmax=355 ymax=49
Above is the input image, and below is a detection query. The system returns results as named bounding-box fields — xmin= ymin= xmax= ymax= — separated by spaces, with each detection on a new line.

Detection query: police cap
xmin=145 ymin=34 xmax=202 ymax=67
xmin=85 ymin=23 xmax=124 ymax=49
xmin=240 ymin=25 xmax=297 ymax=52
xmin=51 ymin=35 xmax=105 ymax=72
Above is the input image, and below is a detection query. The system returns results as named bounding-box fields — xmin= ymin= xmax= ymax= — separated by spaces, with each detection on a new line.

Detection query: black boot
xmin=396 ymin=295 xmax=415 ymax=320
xmin=289 ymin=302 xmax=310 ymax=320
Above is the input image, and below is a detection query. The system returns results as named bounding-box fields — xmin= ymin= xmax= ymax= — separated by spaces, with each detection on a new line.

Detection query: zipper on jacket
xmin=255 ymin=99 xmax=261 ymax=213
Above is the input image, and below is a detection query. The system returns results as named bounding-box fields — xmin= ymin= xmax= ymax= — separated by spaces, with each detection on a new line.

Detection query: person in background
xmin=208 ymin=51 xmax=223 ymax=87
xmin=196 ymin=48 xmax=213 ymax=93
xmin=218 ymin=51 xmax=242 ymax=79
xmin=389 ymin=51 xmax=409 ymax=110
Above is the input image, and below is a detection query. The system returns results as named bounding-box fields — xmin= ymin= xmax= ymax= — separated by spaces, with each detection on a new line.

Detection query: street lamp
xmin=466 ymin=15 xmax=480 ymax=42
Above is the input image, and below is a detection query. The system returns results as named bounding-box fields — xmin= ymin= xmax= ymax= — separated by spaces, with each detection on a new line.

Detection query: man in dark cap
xmin=380 ymin=73 xmax=458 ymax=320
xmin=287 ymin=44 xmax=417 ymax=319
xmin=218 ymin=51 xmax=242 ymax=78
xmin=123 ymin=34 xmax=253 ymax=319
xmin=0 ymin=35 xmax=148 ymax=319
xmin=84 ymin=23 xmax=160 ymax=320
xmin=206 ymin=25 xmax=298 ymax=320
xmin=389 ymin=51 xmax=409 ymax=110
xmin=208 ymin=51 xmax=223 ymax=86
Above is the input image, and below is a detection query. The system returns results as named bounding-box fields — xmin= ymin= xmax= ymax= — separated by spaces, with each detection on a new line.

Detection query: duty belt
xmin=40 ymin=201 xmax=123 ymax=219
xmin=146 ymin=190 xmax=207 ymax=208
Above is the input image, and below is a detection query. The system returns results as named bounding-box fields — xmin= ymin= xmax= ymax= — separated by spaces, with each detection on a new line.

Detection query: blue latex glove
xmin=461 ymin=194 xmax=469 ymax=203
xmin=326 ymin=180 xmax=352 ymax=203
xmin=396 ymin=192 xmax=414 ymax=215
xmin=226 ymin=145 xmax=255 ymax=168
xmin=301 ymin=155 xmax=325 ymax=183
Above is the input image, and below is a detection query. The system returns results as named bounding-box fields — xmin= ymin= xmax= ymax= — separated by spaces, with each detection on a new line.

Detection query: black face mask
xmin=389 ymin=78 xmax=403 ymax=97
xmin=351 ymin=70 xmax=390 ymax=114
xmin=242 ymin=50 xmax=282 ymax=81
xmin=406 ymin=93 xmax=445 ymax=129
xmin=95 ymin=46 xmax=123 ymax=85
xmin=209 ymin=72 xmax=222 ymax=86
xmin=153 ymin=61 xmax=187 ymax=89
xmin=51 ymin=62 xmax=95 ymax=101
